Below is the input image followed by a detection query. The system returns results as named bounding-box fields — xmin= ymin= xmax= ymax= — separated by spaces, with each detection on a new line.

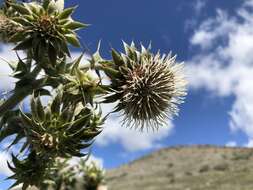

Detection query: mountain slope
xmin=106 ymin=146 xmax=253 ymax=190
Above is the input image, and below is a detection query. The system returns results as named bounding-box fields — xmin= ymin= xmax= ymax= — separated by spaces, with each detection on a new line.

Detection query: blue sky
xmin=72 ymin=0 xmax=248 ymax=167
xmin=1 ymin=0 xmax=253 ymax=188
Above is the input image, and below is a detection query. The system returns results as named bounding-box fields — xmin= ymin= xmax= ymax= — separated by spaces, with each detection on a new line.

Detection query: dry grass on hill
xmin=106 ymin=146 xmax=253 ymax=190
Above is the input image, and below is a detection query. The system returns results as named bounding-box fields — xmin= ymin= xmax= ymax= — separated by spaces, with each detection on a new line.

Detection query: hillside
xmin=106 ymin=146 xmax=253 ymax=190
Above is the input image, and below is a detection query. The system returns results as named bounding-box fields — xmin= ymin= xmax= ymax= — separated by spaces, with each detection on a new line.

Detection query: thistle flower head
xmin=104 ymin=42 xmax=187 ymax=130
xmin=7 ymin=1 xmax=87 ymax=66
xmin=20 ymin=91 xmax=103 ymax=158
xmin=7 ymin=151 xmax=48 ymax=189
xmin=80 ymin=161 xmax=105 ymax=189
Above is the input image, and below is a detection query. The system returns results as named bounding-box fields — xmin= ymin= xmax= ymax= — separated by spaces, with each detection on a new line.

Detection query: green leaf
xmin=7 ymin=61 xmax=18 ymax=71
xmin=36 ymin=96 xmax=45 ymax=122
xmin=51 ymin=91 xmax=63 ymax=115
xmin=60 ymin=106 xmax=74 ymax=123
xmin=91 ymin=41 xmax=103 ymax=67
xmin=45 ymin=107 xmax=52 ymax=121
xmin=7 ymin=162 xmax=16 ymax=173
xmin=76 ymin=143 xmax=92 ymax=150
xmin=48 ymin=43 xmax=57 ymax=66
xmin=102 ymin=93 xmax=120 ymax=103
xmin=10 ymin=3 xmax=31 ymax=15
xmin=30 ymin=93 xmax=37 ymax=115
xmin=82 ymin=130 xmax=102 ymax=139
xmin=59 ymin=18 xmax=71 ymax=25
xmin=0 ymin=115 xmax=24 ymax=143
xmin=35 ymin=40 xmax=46 ymax=63
xmin=71 ymin=53 xmax=84 ymax=74
xmin=111 ymin=49 xmax=124 ymax=66
xmin=7 ymin=133 xmax=24 ymax=149
xmin=64 ymin=21 xmax=88 ymax=30
xmin=22 ymin=183 xmax=29 ymax=190
xmin=8 ymin=179 xmax=21 ymax=190
xmin=65 ymin=34 xmax=81 ymax=47
xmin=25 ymin=3 xmax=41 ymax=16
xmin=69 ymin=114 xmax=90 ymax=130
xmin=11 ymin=154 xmax=21 ymax=167
xmin=23 ymin=15 xmax=35 ymax=22
xmin=58 ymin=6 xmax=77 ymax=20
xmin=19 ymin=140 xmax=30 ymax=154
xmin=13 ymin=38 xmax=33 ymax=50
xmin=34 ymin=88 xmax=51 ymax=97
xmin=42 ymin=0 xmax=50 ymax=10
xmin=101 ymin=66 xmax=120 ymax=79
xmin=72 ymin=151 xmax=86 ymax=157
xmin=12 ymin=58 xmax=27 ymax=78
xmin=11 ymin=17 xmax=31 ymax=26
xmin=60 ymin=41 xmax=71 ymax=57
xmin=8 ymin=32 xmax=26 ymax=43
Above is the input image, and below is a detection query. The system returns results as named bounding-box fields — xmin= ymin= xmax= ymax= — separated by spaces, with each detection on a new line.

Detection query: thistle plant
xmin=0 ymin=0 xmax=187 ymax=189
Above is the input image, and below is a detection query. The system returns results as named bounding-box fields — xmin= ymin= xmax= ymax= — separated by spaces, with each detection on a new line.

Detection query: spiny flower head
xmin=80 ymin=161 xmax=105 ymax=190
xmin=20 ymin=91 xmax=103 ymax=158
xmin=103 ymin=42 xmax=187 ymax=130
xmin=7 ymin=1 xmax=87 ymax=66
xmin=7 ymin=151 xmax=48 ymax=189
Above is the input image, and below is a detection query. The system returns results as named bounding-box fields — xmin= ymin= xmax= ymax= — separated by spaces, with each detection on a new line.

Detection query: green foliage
xmin=213 ymin=163 xmax=229 ymax=171
xmin=199 ymin=165 xmax=210 ymax=173
xmin=7 ymin=151 xmax=49 ymax=190
xmin=42 ymin=157 xmax=78 ymax=190
xmin=231 ymin=151 xmax=253 ymax=161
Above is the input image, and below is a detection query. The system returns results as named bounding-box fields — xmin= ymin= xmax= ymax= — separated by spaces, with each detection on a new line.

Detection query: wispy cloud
xmin=96 ymin=105 xmax=174 ymax=152
xmin=194 ymin=0 xmax=206 ymax=15
xmin=0 ymin=45 xmax=18 ymax=91
xmin=185 ymin=0 xmax=207 ymax=30
xmin=187 ymin=0 xmax=253 ymax=146
xmin=225 ymin=141 xmax=237 ymax=147
xmin=69 ymin=154 xmax=104 ymax=168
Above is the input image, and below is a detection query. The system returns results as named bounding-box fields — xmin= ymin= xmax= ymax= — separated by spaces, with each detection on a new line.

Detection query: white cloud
xmin=0 ymin=151 xmax=12 ymax=176
xmin=187 ymin=0 xmax=253 ymax=145
xmin=225 ymin=141 xmax=237 ymax=147
xmin=96 ymin=104 xmax=174 ymax=152
xmin=184 ymin=0 xmax=207 ymax=31
xmin=194 ymin=0 xmax=206 ymax=15
xmin=190 ymin=9 xmax=237 ymax=50
xmin=0 ymin=45 xmax=19 ymax=91
xmin=69 ymin=154 xmax=104 ymax=169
